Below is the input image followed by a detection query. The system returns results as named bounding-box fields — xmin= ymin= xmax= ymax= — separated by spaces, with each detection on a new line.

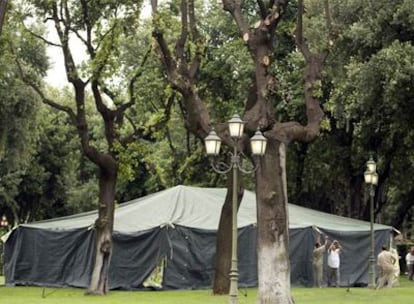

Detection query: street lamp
xmin=364 ymin=156 xmax=378 ymax=288
xmin=0 ymin=215 xmax=8 ymax=230
xmin=204 ymin=114 xmax=267 ymax=304
xmin=0 ymin=214 xmax=7 ymax=276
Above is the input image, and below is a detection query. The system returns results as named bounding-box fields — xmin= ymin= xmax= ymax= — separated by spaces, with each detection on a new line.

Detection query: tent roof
xmin=23 ymin=185 xmax=391 ymax=233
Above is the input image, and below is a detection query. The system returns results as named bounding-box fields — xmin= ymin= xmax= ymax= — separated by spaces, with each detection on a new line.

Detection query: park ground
xmin=0 ymin=276 xmax=412 ymax=304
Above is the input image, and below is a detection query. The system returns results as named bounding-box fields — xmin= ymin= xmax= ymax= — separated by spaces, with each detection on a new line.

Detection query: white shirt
xmin=406 ymin=252 xmax=414 ymax=265
xmin=328 ymin=248 xmax=340 ymax=268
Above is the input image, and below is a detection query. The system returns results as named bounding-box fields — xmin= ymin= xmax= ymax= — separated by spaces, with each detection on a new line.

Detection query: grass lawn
xmin=0 ymin=276 xmax=412 ymax=304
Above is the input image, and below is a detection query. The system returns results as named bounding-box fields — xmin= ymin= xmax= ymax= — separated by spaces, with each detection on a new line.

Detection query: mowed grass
xmin=0 ymin=276 xmax=412 ymax=304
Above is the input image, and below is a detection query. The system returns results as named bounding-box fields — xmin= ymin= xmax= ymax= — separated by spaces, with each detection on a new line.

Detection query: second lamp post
xmin=364 ymin=156 xmax=378 ymax=288
xmin=204 ymin=114 xmax=267 ymax=304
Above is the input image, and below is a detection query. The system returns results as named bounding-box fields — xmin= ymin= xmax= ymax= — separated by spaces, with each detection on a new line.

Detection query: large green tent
xmin=4 ymin=185 xmax=392 ymax=289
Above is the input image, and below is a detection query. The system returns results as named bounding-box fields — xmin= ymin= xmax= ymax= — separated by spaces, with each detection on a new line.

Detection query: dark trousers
xmin=408 ymin=264 xmax=414 ymax=280
xmin=327 ymin=267 xmax=339 ymax=287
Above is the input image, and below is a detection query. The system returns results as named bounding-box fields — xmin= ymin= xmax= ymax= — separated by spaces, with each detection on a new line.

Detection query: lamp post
xmin=0 ymin=214 xmax=8 ymax=276
xmin=364 ymin=157 xmax=378 ymax=288
xmin=0 ymin=214 xmax=8 ymax=230
xmin=204 ymin=114 xmax=267 ymax=304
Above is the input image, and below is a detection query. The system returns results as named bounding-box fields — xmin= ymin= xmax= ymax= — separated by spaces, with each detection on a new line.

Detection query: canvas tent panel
xmin=289 ymin=228 xmax=314 ymax=286
xmin=109 ymin=228 xmax=169 ymax=289
xmin=4 ymin=224 xmax=392 ymax=289
xmin=21 ymin=186 xmax=391 ymax=232
xmin=113 ymin=187 xmax=256 ymax=231
xmin=288 ymin=203 xmax=391 ymax=231
xmin=3 ymin=185 xmax=394 ymax=290
xmin=163 ymin=226 xmax=217 ymax=289
xmin=237 ymin=226 xmax=258 ymax=287
xmin=4 ymin=227 xmax=95 ymax=288
xmin=322 ymin=229 xmax=391 ymax=286
xmin=162 ymin=225 xmax=259 ymax=290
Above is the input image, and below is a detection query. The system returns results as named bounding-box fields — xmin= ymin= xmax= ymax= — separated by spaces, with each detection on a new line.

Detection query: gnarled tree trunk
xmin=256 ymin=142 xmax=293 ymax=303
xmin=212 ymin=171 xmax=244 ymax=294
xmin=87 ymin=161 xmax=117 ymax=294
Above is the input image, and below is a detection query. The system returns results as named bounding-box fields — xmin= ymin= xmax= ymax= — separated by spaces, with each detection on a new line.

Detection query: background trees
xmin=288 ymin=0 xmax=414 ymax=238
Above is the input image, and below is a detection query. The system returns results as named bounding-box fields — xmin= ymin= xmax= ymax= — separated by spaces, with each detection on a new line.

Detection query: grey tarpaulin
xmin=3 ymin=185 xmax=392 ymax=289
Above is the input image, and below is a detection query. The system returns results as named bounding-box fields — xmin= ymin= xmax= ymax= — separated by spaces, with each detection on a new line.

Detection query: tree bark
xmin=0 ymin=0 xmax=8 ymax=36
xmin=256 ymin=142 xmax=294 ymax=304
xmin=212 ymin=170 xmax=244 ymax=294
xmin=87 ymin=161 xmax=117 ymax=295
xmin=392 ymin=191 xmax=414 ymax=229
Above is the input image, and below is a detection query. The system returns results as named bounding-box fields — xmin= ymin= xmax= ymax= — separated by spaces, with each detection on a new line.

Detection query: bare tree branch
xmin=295 ymin=0 xmax=310 ymax=60
xmin=285 ymin=0 xmax=328 ymax=143
xmin=222 ymin=0 xmax=250 ymax=40
xmin=151 ymin=0 xmax=158 ymax=13
xmin=188 ymin=0 xmax=204 ymax=78
xmin=51 ymin=2 xmax=81 ymax=83
xmin=152 ymin=30 xmax=179 ymax=89
xmin=176 ymin=0 xmax=189 ymax=73
xmin=257 ymin=0 xmax=268 ymax=19
xmin=80 ymin=0 xmax=93 ymax=54
xmin=14 ymin=53 xmax=76 ymax=124
xmin=24 ymin=26 xmax=61 ymax=47
xmin=324 ymin=0 xmax=337 ymax=53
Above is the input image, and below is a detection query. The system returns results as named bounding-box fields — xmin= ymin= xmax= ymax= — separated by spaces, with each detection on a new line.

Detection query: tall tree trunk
xmin=0 ymin=0 xmax=8 ymax=36
xmin=293 ymin=142 xmax=308 ymax=200
xmin=392 ymin=190 xmax=414 ymax=229
xmin=213 ymin=171 xmax=243 ymax=294
xmin=212 ymin=195 xmax=232 ymax=294
xmin=87 ymin=162 xmax=117 ymax=295
xmin=256 ymin=142 xmax=294 ymax=304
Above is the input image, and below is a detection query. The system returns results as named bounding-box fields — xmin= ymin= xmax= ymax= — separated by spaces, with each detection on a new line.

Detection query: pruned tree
xmin=14 ymin=0 xmax=173 ymax=295
xmin=152 ymin=0 xmax=335 ymax=302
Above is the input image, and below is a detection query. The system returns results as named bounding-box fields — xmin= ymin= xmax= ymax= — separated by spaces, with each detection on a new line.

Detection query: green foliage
xmin=115 ymin=141 xmax=143 ymax=182
xmin=0 ymin=5 xmax=48 ymax=224
xmin=287 ymin=0 xmax=414 ymax=236
xmin=273 ymin=50 xmax=306 ymax=122
xmin=0 ymin=26 xmax=43 ymax=169
xmin=198 ymin=1 xmax=252 ymax=120
xmin=301 ymin=0 xmax=333 ymax=54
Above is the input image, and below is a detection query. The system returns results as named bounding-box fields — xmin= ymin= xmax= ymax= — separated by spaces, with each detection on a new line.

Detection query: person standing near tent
xmin=313 ymin=234 xmax=329 ymax=287
xmin=327 ymin=240 xmax=342 ymax=287
xmin=406 ymin=246 xmax=414 ymax=281
xmin=390 ymin=247 xmax=401 ymax=286
xmin=377 ymin=246 xmax=396 ymax=289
